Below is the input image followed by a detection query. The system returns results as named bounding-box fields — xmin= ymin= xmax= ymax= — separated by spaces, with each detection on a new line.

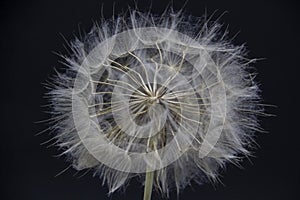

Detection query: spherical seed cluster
xmin=46 ymin=8 xmax=262 ymax=197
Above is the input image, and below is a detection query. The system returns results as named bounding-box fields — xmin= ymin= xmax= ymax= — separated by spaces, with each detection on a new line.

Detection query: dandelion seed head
xmin=46 ymin=7 xmax=262 ymax=197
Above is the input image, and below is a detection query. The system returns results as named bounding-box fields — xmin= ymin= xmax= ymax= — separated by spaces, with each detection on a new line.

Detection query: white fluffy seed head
xmin=45 ymin=7 xmax=263 ymax=197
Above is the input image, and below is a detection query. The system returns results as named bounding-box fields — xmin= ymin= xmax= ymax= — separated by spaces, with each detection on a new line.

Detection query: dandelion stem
xmin=143 ymin=137 xmax=155 ymax=200
xmin=143 ymin=169 xmax=154 ymax=200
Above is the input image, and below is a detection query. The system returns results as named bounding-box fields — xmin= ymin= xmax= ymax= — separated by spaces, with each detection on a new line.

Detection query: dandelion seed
xmin=44 ymin=6 xmax=263 ymax=200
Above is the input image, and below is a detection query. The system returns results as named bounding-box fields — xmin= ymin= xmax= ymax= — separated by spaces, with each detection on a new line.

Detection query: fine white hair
xmin=45 ymin=6 xmax=263 ymax=198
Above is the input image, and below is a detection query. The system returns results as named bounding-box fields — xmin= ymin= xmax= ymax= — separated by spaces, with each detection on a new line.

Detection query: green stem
xmin=143 ymin=170 xmax=154 ymax=200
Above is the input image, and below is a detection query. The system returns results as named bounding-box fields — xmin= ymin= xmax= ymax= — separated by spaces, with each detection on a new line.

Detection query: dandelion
xmin=45 ymin=7 xmax=263 ymax=200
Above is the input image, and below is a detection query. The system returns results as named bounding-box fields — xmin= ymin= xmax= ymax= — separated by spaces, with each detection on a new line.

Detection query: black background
xmin=0 ymin=0 xmax=299 ymax=199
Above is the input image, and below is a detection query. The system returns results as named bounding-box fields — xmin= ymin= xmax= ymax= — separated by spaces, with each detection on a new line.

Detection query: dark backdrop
xmin=0 ymin=0 xmax=299 ymax=199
